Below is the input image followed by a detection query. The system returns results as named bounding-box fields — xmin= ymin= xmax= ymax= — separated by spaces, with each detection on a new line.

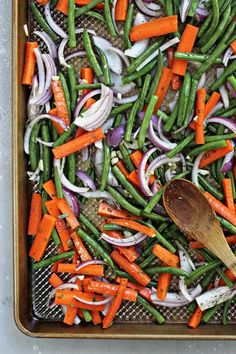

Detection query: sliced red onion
xmin=36 ymin=137 xmax=54 ymax=147
xmin=76 ymin=170 xmax=97 ymax=191
xmin=157 ymin=117 xmax=175 ymax=144
xmin=74 ymin=89 xmax=101 ymax=118
xmin=176 ymin=241 xmax=195 ymax=271
xmin=138 ymin=147 xmax=158 ymax=196
xmin=178 ymin=248 xmax=193 ymax=301
xmin=124 ymin=13 xmax=149 ymax=58
xmin=74 ymin=294 xmax=113 ymax=306
xmin=223 ymin=47 xmax=233 ymax=67
xmin=226 ymin=81 xmax=236 ymax=98
xmin=61 ymin=172 xmax=89 ymax=194
xmin=217 ymin=68 xmax=229 ymax=108
xmin=165 ymin=169 xmax=173 ymax=182
xmin=111 ymin=0 xmax=119 ymax=35
xmin=168 ymin=91 xmax=179 ymax=112
xmin=101 ymin=232 xmax=146 ymax=247
xmin=75 ymin=259 xmax=107 ymax=271
xmin=191 ymin=152 xmax=205 ymax=186
xmin=113 ymin=94 xmax=139 ymax=104
xmin=33 ymin=48 xmax=45 ymax=96
xmin=135 ymin=0 xmax=162 ymax=17
xmin=79 ymin=190 xmax=116 ymax=201
xmin=24 ymin=114 xmax=69 ymax=154
xmin=82 ymin=146 xmax=89 ymax=161
xmin=62 ymin=187 xmax=80 ymax=217
xmin=27 ymin=166 xmax=40 ymax=182
xmin=197 ymin=73 xmax=206 ymax=89
xmin=46 ymin=283 xmax=79 ymax=308
xmin=180 ymin=0 xmax=192 ymax=23
xmin=92 ymin=149 xmax=118 ymax=187
xmin=108 ymin=46 xmax=130 ymax=67
xmin=43 ymin=54 xmax=57 ymax=90
xmin=110 ymin=72 xmax=136 ymax=95
xmin=106 ymin=124 xmax=125 ymax=147
xmin=146 ymin=2 xmax=161 ymax=10
xmin=221 ymin=143 xmax=235 ymax=173
xmin=34 ymin=30 xmax=58 ymax=59
xmin=148 ymin=121 xmax=177 ymax=152
xmin=102 ymin=117 xmax=115 ymax=133
xmin=37 ymin=89 xmax=53 ymax=105
xmin=74 ymin=85 xmax=113 ymax=131
xmin=93 ymin=36 xmax=123 ymax=75
xmin=196 ymin=286 xmax=236 ymax=311
xmin=45 ymin=2 xmax=67 ymax=38
xmin=65 ymin=50 xmax=86 ymax=61
xmin=206 ymin=117 xmax=236 ymax=134
xmin=27 ymin=76 xmax=40 ymax=119
xmin=146 ymin=156 xmax=181 ymax=184
xmin=102 ymin=302 xmax=111 ymax=316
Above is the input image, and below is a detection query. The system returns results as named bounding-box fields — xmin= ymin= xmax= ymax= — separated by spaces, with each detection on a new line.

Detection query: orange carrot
xmin=130 ymin=15 xmax=178 ymax=41
xmin=56 ymin=198 xmax=80 ymax=230
xmin=129 ymin=151 xmax=156 ymax=184
xmin=56 ymin=0 xmax=69 ymax=15
xmin=230 ymin=40 xmax=236 ymax=55
xmin=116 ymin=160 xmax=130 ymax=178
xmin=63 ymin=306 xmax=78 ymax=325
xmin=97 ymin=202 xmax=141 ymax=220
xmin=48 ymin=108 xmax=58 ymax=116
xmin=75 ymin=127 xmax=86 ymax=138
xmin=43 ymin=180 xmax=57 ymax=199
xmin=116 ymin=277 xmax=151 ymax=302
xmin=111 ymin=249 xmax=151 ymax=286
xmin=49 ymin=273 xmax=64 ymax=288
xmin=188 ymin=306 xmax=204 ymax=329
xmin=204 ymin=191 xmax=236 ymax=226
xmin=22 ymin=42 xmax=38 ymax=85
xmin=153 ymin=244 xmax=179 ymax=267
xmin=199 ymin=140 xmax=233 ymax=168
xmin=103 ymin=278 xmax=128 ymax=328
xmin=37 ymin=0 xmax=50 ymax=4
xmin=172 ymin=24 xmax=199 ymax=76
xmin=91 ymin=311 xmax=102 ymax=325
xmin=233 ymin=166 xmax=236 ymax=183
xmin=195 ymin=88 xmax=206 ymax=145
xmin=222 ymin=178 xmax=235 ymax=212
xmin=127 ymin=170 xmax=142 ymax=189
xmin=52 ymin=128 xmax=105 ymax=159
xmin=51 ymin=78 xmax=70 ymax=134
xmin=45 ymin=199 xmax=72 ymax=251
xmin=106 ymin=218 xmax=156 ymax=237
xmin=76 ymin=0 xmax=104 ymax=9
xmin=154 ymin=67 xmax=173 ymax=113
xmin=167 ymin=47 xmax=182 ymax=91
xmin=115 ymin=0 xmax=128 ymax=21
xmin=29 ymin=214 xmax=57 ymax=261
xmin=157 ymin=272 xmax=172 ymax=301
xmin=71 ymin=232 xmax=92 ymax=261
xmin=57 ymin=263 xmax=104 ymax=276
xmin=84 ymin=98 xmax=96 ymax=109
xmin=219 ymin=269 xmax=236 ymax=286
xmin=28 ymin=193 xmax=42 ymax=235
xmin=86 ymin=280 xmax=138 ymax=302
xmin=55 ymin=290 xmax=107 ymax=311
xmin=190 ymin=235 xmax=236 ymax=249
xmin=81 ymin=67 xmax=94 ymax=95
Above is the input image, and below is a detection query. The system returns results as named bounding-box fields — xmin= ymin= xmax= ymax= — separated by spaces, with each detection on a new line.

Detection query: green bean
xmin=188 ymin=140 xmax=227 ymax=158
xmin=189 ymin=134 xmax=236 ymax=146
xmin=29 ymin=123 xmax=41 ymax=171
xmin=227 ymin=170 xmax=236 ymax=200
xmin=218 ymin=216 xmax=236 ymax=234
xmin=103 ymin=224 xmax=124 ymax=231
xmin=177 ymin=71 xmax=191 ymax=127
xmin=119 ymin=143 xmax=135 ymax=172
xmin=146 ymin=52 xmax=164 ymax=103
xmin=167 ymin=132 xmax=195 ymax=158
xmin=75 ymin=0 xmax=102 ymax=16
xmin=124 ymin=3 xmax=135 ymax=49
xmin=198 ymin=175 xmax=223 ymax=200
xmin=213 ymin=100 xmax=236 ymax=116
xmin=165 ymin=0 xmax=173 ymax=15
xmin=77 ymin=228 xmax=114 ymax=268
xmin=83 ymin=29 xmax=103 ymax=77
xmin=201 ymin=270 xmax=216 ymax=289
xmin=86 ymin=10 xmax=106 ymax=23
xmin=156 ymin=109 xmax=169 ymax=123
xmin=187 ymin=301 xmax=197 ymax=313
xmin=124 ymin=98 xmax=141 ymax=142
xmin=193 ymin=21 xmax=236 ymax=80
xmin=138 ymin=95 xmax=158 ymax=149
xmin=82 ymin=309 xmax=92 ymax=322
xmin=123 ymin=60 xmax=157 ymax=85
xmin=110 ymin=103 xmax=133 ymax=116
xmin=107 ymin=186 xmax=141 ymax=216
xmin=183 ymin=78 xmax=199 ymax=127
xmin=144 ymin=187 xmax=164 ymax=214
xmin=32 ymin=251 xmax=75 ymax=270
xmin=163 ymin=99 xmax=180 ymax=132
xmin=227 ymin=75 xmax=236 ymax=92
xmin=41 ymin=124 xmax=51 ymax=182
xmin=76 ymin=83 xmax=102 ymax=90
xmin=51 ymin=124 xmax=58 ymax=142
xmin=67 ymin=153 xmax=76 ymax=184
xmin=30 ymin=3 xmax=58 ymax=41
xmin=188 ymin=0 xmax=200 ymax=16
xmin=53 ymin=124 xmax=76 ymax=147
xmin=114 ymin=114 xmax=123 ymax=127
xmin=145 ymin=266 xmax=190 ymax=278
xmin=54 ymin=165 xmax=63 ymax=198
xmin=51 ymin=0 xmax=58 ymax=6
xmin=199 ymin=0 xmax=220 ymax=47
xmin=67 ymin=65 xmax=77 ymax=112
xmin=198 ymin=6 xmax=214 ymax=38
xmin=100 ymin=141 xmax=110 ymax=191
xmin=222 ymin=295 xmax=236 ymax=325
xmin=186 ymin=260 xmax=221 ymax=286
xmin=137 ymin=295 xmax=165 ymax=324
xmin=158 ymin=222 xmax=169 ymax=234
xmin=97 ymin=48 xmax=112 ymax=86
xmin=112 ymin=165 xmax=147 ymax=207
xmin=202 ymin=304 xmax=222 ymax=323
xmin=68 ymin=0 xmax=77 ymax=48
xmin=139 ymin=74 xmax=152 ymax=111
xmin=59 ymin=71 xmax=71 ymax=121
xmin=42 ymin=190 xmax=48 ymax=214
xmin=139 ymin=254 xmax=156 ymax=269
xmin=141 ymin=211 xmax=165 ymax=222
xmin=216 ymin=157 xmax=224 ymax=185
xmin=104 ymin=0 xmax=117 ymax=37
xmin=51 ymin=228 xmax=61 ymax=246
xmin=174 ymin=52 xmax=222 ymax=64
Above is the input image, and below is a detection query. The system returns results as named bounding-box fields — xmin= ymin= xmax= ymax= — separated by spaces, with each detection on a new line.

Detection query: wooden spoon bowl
xmin=163 ymin=178 xmax=236 ymax=277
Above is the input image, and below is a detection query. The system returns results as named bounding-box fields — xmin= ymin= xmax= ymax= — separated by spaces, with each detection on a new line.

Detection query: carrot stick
xmin=153 ymin=244 xmax=179 ymax=267
xmin=130 ymin=15 xmax=178 ymax=41
xmin=157 ymin=272 xmax=172 ymax=301
xmin=28 ymin=193 xmax=42 ymax=235
xmin=172 ymin=24 xmax=199 ymax=76
xmin=188 ymin=306 xmax=204 ymax=329
xmin=29 ymin=214 xmax=57 ymax=261
xmin=76 ymin=0 xmax=104 ymax=9
xmin=199 ymin=140 xmax=233 ymax=168
xmin=45 ymin=199 xmax=73 ymax=251
xmin=91 ymin=311 xmax=102 ymax=325
xmin=49 ymin=273 xmax=64 ymax=288
xmin=167 ymin=47 xmax=182 ymax=91
xmin=57 ymin=263 xmax=104 ymax=276
xmin=222 ymin=178 xmax=235 ymax=212
xmin=56 ymin=198 xmax=80 ymax=230
xmin=49 ymin=108 xmax=58 ymax=116
xmin=230 ymin=40 xmax=236 ymax=55
xmin=52 ymin=128 xmax=105 ymax=159
xmin=115 ymin=0 xmax=128 ymax=21
xmin=116 ymin=277 xmax=151 ymax=301
xmin=111 ymin=249 xmax=151 ymax=286
xmin=195 ymin=88 xmax=206 ymax=145
xmin=75 ymin=278 xmax=83 ymax=292
xmin=51 ymin=78 xmax=70 ymax=134
xmin=204 ymin=191 xmax=236 ymax=226
xmin=43 ymin=180 xmax=57 ymax=199
xmin=81 ymin=67 xmax=94 ymax=95
xmin=63 ymin=306 xmax=78 ymax=325
xmin=127 ymin=170 xmax=141 ymax=189
xmin=106 ymin=218 xmax=156 ymax=237
xmin=154 ymin=67 xmax=173 ymax=113
xmin=71 ymin=232 xmax=92 ymax=261
xmin=84 ymin=98 xmax=96 ymax=110
xmin=86 ymin=280 xmax=138 ymax=302
xmin=56 ymin=0 xmax=69 ymax=15
xmin=75 ymin=127 xmax=86 ymax=138
xmin=97 ymin=202 xmax=141 ymax=220
xmin=37 ymin=0 xmax=50 ymax=4
xmin=22 ymin=42 xmax=38 ymax=85
xmin=218 ymin=269 xmax=236 ymax=286
xmin=116 ymin=160 xmax=130 ymax=178
xmin=129 ymin=151 xmax=156 ymax=184
xmin=55 ymin=290 xmax=107 ymax=311
xmin=103 ymin=278 xmax=128 ymax=328
xmin=190 ymin=235 xmax=236 ymax=249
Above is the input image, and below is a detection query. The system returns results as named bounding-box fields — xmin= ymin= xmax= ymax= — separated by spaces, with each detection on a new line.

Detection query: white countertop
xmin=1 ymin=1 xmax=235 ymax=352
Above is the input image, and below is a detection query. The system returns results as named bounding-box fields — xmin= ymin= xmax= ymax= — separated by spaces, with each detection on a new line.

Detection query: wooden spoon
xmin=163 ymin=178 xmax=236 ymax=277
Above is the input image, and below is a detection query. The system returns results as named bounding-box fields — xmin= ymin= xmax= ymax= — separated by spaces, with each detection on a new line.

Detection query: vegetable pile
xmin=24 ymin=0 xmax=236 ymax=329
